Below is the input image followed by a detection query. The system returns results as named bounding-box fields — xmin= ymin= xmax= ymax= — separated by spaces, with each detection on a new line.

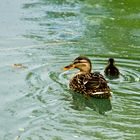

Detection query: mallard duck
xmin=104 ymin=58 xmax=119 ymax=78
xmin=63 ymin=56 xmax=111 ymax=99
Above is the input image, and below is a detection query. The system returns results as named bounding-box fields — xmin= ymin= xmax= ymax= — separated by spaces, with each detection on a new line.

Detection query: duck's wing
xmin=84 ymin=72 xmax=110 ymax=92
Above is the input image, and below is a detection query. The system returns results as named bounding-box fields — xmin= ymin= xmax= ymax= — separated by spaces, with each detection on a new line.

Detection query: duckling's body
xmin=64 ymin=56 xmax=111 ymax=99
xmin=104 ymin=58 xmax=119 ymax=77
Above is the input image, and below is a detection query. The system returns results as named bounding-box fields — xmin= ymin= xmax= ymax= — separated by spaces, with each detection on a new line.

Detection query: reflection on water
xmin=0 ymin=0 xmax=140 ymax=140
xmin=71 ymin=92 xmax=112 ymax=115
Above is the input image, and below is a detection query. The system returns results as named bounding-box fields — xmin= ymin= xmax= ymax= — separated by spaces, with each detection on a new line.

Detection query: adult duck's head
xmin=63 ymin=56 xmax=92 ymax=73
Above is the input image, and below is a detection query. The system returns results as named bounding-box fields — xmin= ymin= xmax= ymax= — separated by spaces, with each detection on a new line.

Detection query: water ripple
xmin=1 ymin=0 xmax=140 ymax=139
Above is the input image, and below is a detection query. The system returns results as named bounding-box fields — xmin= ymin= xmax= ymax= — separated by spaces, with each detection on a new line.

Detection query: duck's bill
xmin=63 ymin=64 xmax=75 ymax=71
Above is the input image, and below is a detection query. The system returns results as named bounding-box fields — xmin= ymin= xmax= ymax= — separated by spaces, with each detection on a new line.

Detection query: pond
xmin=0 ymin=0 xmax=140 ymax=139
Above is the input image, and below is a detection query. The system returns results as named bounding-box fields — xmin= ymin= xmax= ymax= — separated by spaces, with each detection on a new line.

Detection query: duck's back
xmin=69 ymin=72 xmax=111 ymax=98
xmin=105 ymin=65 xmax=119 ymax=76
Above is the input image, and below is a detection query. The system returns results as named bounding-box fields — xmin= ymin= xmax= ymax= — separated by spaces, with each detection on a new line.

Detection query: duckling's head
xmin=64 ymin=56 xmax=92 ymax=73
xmin=108 ymin=58 xmax=115 ymax=65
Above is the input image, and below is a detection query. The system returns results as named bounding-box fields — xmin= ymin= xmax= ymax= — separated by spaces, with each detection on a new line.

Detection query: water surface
xmin=0 ymin=0 xmax=140 ymax=139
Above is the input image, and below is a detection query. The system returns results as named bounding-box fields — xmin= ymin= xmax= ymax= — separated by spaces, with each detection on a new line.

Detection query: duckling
xmin=64 ymin=56 xmax=111 ymax=99
xmin=104 ymin=58 xmax=119 ymax=78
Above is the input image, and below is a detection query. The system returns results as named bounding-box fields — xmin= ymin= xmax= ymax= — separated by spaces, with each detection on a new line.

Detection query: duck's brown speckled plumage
xmin=64 ymin=56 xmax=111 ymax=99
xmin=69 ymin=72 xmax=111 ymax=99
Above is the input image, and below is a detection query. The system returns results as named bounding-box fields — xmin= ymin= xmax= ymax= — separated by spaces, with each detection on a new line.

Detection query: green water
xmin=0 ymin=0 xmax=140 ymax=139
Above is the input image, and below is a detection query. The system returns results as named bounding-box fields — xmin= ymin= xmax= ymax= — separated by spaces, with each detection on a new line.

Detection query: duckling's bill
xmin=63 ymin=64 xmax=75 ymax=71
